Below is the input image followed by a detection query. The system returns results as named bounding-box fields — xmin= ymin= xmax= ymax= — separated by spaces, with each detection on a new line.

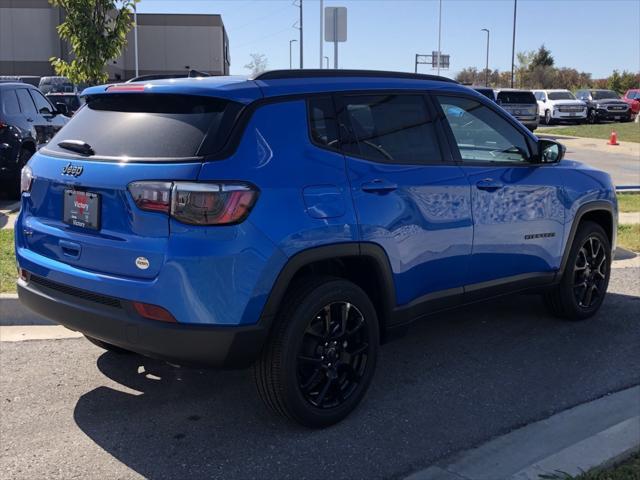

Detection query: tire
xmin=85 ymin=335 xmax=132 ymax=354
xmin=544 ymin=221 xmax=611 ymax=321
xmin=6 ymin=147 xmax=33 ymax=199
xmin=587 ymin=109 xmax=598 ymax=124
xmin=253 ymin=276 xmax=379 ymax=428
xmin=544 ymin=110 xmax=553 ymax=125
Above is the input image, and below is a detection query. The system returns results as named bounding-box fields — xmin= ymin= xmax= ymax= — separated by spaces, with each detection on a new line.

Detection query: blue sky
xmin=138 ymin=0 xmax=640 ymax=78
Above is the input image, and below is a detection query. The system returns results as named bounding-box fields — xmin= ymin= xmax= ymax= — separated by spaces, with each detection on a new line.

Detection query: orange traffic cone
xmin=608 ymin=131 xmax=619 ymax=145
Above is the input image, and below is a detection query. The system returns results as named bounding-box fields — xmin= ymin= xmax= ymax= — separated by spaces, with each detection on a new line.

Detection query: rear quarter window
xmin=45 ymin=93 xmax=242 ymax=160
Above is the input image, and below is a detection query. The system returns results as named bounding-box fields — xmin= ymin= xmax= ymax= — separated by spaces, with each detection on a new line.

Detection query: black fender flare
xmin=558 ymin=200 xmax=615 ymax=276
xmin=259 ymin=242 xmax=396 ymax=333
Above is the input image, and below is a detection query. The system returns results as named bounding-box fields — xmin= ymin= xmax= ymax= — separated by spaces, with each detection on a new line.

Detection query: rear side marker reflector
xmin=128 ymin=181 xmax=258 ymax=225
xmin=132 ymin=302 xmax=176 ymax=323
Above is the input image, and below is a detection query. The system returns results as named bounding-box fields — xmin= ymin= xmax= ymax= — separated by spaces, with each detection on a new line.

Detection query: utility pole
xmin=436 ymin=0 xmax=442 ymax=76
xmin=299 ymin=0 xmax=303 ymax=69
xmin=319 ymin=0 xmax=323 ymax=68
xmin=133 ymin=3 xmax=139 ymax=77
xmin=481 ymin=28 xmax=489 ymax=86
xmin=511 ymin=0 xmax=517 ymax=88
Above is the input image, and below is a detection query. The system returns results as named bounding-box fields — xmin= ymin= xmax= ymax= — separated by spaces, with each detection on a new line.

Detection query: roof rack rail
xmin=254 ymin=69 xmax=458 ymax=83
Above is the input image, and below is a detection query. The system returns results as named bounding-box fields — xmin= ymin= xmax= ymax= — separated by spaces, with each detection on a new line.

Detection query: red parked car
xmin=622 ymin=89 xmax=640 ymax=119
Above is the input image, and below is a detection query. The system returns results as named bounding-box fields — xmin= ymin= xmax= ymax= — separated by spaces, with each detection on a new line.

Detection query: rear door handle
xmin=361 ymin=179 xmax=398 ymax=193
xmin=475 ymin=178 xmax=503 ymax=191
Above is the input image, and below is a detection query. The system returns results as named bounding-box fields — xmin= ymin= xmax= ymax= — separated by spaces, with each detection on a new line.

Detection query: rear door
xmin=336 ymin=92 xmax=473 ymax=306
xmin=434 ymin=94 xmax=564 ymax=288
xmin=22 ymin=92 xmax=240 ymax=280
xmin=15 ymin=88 xmax=46 ymax=147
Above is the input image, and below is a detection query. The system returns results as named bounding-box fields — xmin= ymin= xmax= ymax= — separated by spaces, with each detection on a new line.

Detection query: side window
xmin=338 ymin=94 xmax=442 ymax=164
xmin=1 ymin=90 xmax=21 ymax=115
xmin=16 ymin=89 xmax=37 ymax=116
xmin=29 ymin=89 xmax=54 ymax=114
xmin=436 ymin=95 xmax=531 ymax=164
xmin=308 ymin=96 xmax=339 ymax=150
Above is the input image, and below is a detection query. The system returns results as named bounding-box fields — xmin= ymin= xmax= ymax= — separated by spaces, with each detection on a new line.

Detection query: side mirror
xmin=55 ymin=103 xmax=68 ymax=115
xmin=538 ymin=139 xmax=565 ymax=164
xmin=39 ymin=107 xmax=54 ymax=116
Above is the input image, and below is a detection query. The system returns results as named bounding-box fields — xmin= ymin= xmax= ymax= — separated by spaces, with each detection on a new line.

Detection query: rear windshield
xmin=46 ymin=93 xmax=241 ymax=160
xmin=48 ymin=95 xmax=83 ymax=111
xmin=548 ymin=91 xmax=576 ymax=100
xmin=591 ymin=90 xmax=618 ymax=100
xmin=496 ymin=91 xmax=536 ymax=104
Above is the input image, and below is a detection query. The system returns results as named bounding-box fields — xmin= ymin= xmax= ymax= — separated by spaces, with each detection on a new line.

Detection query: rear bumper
xmin=17 ymin=276 xmax=268 ymax=368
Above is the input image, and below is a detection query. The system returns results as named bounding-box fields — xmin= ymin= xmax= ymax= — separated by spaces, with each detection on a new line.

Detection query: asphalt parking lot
xmin=1 ymin=263 xmax=638 ymax=480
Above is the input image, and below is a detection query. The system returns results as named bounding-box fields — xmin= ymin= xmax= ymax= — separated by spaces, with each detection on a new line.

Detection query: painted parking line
xmin=0 ymin=325 xmax=83 ymax=342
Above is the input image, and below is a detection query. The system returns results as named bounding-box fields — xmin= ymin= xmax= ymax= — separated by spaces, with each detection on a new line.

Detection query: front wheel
xmin=544 ymin=221 xmax=611 ymax=320
xmin=254 ymin=276 xmax=379 ymax=428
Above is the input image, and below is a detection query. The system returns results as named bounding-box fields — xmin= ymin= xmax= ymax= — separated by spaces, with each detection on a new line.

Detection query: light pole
xmin=481 ymin=28 xmax=489 ymax=86
xmin=289 ymin=39 xmax=298 ymax=69
xmin=299 ymin=0 xmax=303 ymax=69
xmin=319 ymin=0 xmax=323 ymax=68
xmin=324 ymin=56 xmax=329 ymax=69
xmin=436 ymin=0 xmax=442 ymax=76
xmin=133 ymin=4 xmax=139 ymax=77
xmin=511 ymin=0 xmax=517 ymax=88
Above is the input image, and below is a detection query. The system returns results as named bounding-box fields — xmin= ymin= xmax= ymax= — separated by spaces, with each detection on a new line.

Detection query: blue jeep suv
xmin=15 ymin=70 xmax=617 ymax=427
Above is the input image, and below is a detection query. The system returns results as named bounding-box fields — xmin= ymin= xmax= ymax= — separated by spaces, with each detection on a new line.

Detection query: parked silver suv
xmin=494 ymin=89 xmax=538 ymax=131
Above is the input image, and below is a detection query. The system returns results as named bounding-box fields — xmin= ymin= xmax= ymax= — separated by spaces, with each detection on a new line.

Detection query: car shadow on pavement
xmin=72 ymin=291 xmax=640 ymax=480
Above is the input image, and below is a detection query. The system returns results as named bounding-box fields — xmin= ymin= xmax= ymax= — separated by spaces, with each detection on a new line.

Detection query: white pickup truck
xmin=533 ymin=90 xmax=587 ymax=125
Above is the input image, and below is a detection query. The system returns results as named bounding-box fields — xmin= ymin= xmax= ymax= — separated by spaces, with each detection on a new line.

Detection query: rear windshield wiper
xmin=57 ymin=140 xmax=95 ymax=156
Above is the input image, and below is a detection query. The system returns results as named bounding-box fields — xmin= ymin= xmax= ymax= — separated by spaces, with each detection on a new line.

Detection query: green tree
xmin=49 ymin=0 xmax=137 ymax=85
xmin=530 ymin=44 xmax=554 ymax=69
xmin=607 ymin=70 xmax=623 ymax=93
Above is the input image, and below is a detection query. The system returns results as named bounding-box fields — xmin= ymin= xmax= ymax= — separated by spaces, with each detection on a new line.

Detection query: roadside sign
xmin=431 ymin=51 xmax=450 ymax=69
xmin=325 ymin=7 xmax=347 ymax=42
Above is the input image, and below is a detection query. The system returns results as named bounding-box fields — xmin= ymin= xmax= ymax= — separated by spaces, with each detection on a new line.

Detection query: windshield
xmin=627 ymin=91 xmax=640 ymax=100
xmin=45 ymin=93 xmax=242 ymax=159
xmin=592 ymin=90 xmax=619 ymax=100
xmin=548 ymin=91 xmax=576 ymax=100
xmin=496 ymin=91 xmax=536 ymax=104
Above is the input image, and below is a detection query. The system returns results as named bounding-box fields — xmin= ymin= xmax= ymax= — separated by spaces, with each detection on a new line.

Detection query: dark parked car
xmin=0 ymin=83 xmax=69 ymax=197
xmin=45 ymin=93 xmax=84 ymax=116
xmin=575 ymin=89 xmax=631 ymax=123
xmin=472 ymin=87 xmax=496 ymax=101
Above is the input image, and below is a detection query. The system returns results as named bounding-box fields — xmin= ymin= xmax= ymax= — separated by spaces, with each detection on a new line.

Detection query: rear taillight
xmin=20 ymin=166 xmax=33 ymax=193
xmin=128 ymin=181 xmax=172 ymax=213
xmin=128 ymin=181 xmax=258 ymax=226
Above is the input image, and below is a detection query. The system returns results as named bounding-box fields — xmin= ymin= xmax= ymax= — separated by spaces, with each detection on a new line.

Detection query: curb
xmin=405 ymin=386 xmax=640 ymax=480
xmin=0 ymin=293 xmax=54 ymax=326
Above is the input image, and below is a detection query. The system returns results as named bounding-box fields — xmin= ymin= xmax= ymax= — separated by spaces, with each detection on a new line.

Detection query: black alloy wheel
xmin=297 ymin=301 xmax=370 ymax=409
xmin=572 ymin=236 xmax=608 ymax=309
